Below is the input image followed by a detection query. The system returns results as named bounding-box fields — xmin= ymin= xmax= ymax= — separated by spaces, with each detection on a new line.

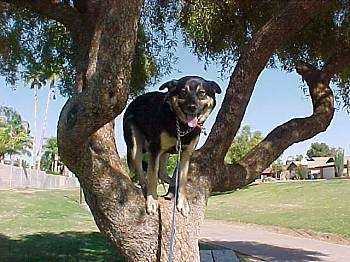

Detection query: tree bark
xmin=192 ymin=0 xmax=337 ymax=193
xmin=54 ymin=0 xmax=339 ymax=260
xmin=9 ymin=0 xmax=346 ymax=261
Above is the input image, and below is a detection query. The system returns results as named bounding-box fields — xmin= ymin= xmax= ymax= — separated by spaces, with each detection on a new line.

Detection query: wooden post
xmin=347 ymin=159 xmax=350 ymax=177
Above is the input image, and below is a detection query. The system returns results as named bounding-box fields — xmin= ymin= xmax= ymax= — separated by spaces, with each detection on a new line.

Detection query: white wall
xmin=0 ymin=163 xmax=79 ymax=189
xmin=322 ymin=167 xmax=335 ymax=179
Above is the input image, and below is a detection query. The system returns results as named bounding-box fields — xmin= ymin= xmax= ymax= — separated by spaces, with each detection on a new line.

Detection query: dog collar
xmin=176 ymin=118 xmax=203 ymax=137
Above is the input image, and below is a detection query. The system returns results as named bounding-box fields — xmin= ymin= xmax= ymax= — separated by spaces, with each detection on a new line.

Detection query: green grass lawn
xmin=206 ymin=179 xmax=350 ymax=238
xmin=0 ymin=189 xmax=122 ymax=261
xmin=0 ymin=188 xmax=228 ymax=261
xmin=2 ymin=180 xmax=349 ymax=261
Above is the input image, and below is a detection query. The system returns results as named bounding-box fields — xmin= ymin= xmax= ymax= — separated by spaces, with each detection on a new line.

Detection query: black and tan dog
xmin=123 ymin=76 xmax=221 ymax=216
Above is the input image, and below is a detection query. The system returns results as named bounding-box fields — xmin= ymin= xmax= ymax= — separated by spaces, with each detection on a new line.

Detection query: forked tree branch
xmin=199 ymin=0 xmax=335 ymax=162
xmin=240 ymin=62 xmax=334 ymax=180
xmin=208 ymin=60 xmax=336 ymax=192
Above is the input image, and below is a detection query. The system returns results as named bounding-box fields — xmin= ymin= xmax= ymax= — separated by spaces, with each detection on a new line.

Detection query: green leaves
xmin=176 ymin=0 xmax=350 ymax=110
xmin=0 ymin=6 xmax=74 ymax=95
xmin=334 ymin=148 xmax=345 ymax=177
xmin=306 ymin=142 xmax=337 ymax=158
xmin=225 ymin=125 xmax=263 ymax=163
xmin=40 ymin=136 xmax=60 ymax=173
xmin=0 ymin=106 xmax=32 ymax=159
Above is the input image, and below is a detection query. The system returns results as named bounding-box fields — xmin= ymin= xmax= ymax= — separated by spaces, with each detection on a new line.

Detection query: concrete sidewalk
xmin=200 ymin=220 xmax=350 ymax=262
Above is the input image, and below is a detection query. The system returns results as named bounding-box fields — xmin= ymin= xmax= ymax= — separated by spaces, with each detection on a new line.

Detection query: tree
xmin=225 ymin=125 xmax=263 ymax=163
xmin=40 ymin=136 xmax=60 ymax=173
xmin=0 ymin=126 xmax=11 ymax=161
xmin=306 ymin=142 xmax=337 ymax=158
xmin=295 ymin=165 xmax=309 ymax=180
xmin=0 ymin=106 xmax=31 ymax=161
xmin=2 ymin=1 xmax=349 ymax=260
xmin=295 ymin=154 xmax=304 ymax=161
xmin=271 ymin=159 xmax=284 ymax=177
xmin=334 ymin=148 xmax=345 ymax=177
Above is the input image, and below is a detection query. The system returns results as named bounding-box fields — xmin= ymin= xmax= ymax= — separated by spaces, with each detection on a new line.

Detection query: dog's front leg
xmin=177 ymin=137 xmax=199 ymax=217
xmin=177 ymin=150 xmax=191 ymax=217
xmin=146 ymin=153 xmax=160 ymax=215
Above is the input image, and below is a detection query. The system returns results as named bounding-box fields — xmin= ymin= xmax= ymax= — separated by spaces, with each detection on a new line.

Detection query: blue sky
xmin=1 ymin=45 xmax=349 ymax=161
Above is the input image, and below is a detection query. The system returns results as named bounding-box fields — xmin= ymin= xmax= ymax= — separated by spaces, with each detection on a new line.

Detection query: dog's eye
xmin=198 ymin=90 xmax=206 ymax=99
xmin=179 ymin=89 xmax=187 ymax=97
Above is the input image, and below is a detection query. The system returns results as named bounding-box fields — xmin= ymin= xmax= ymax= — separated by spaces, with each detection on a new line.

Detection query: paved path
xmin=200 ymin=220 xmax=350 ymax=262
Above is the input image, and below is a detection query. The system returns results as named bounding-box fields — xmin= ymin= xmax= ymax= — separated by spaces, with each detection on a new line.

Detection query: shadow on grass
xmin=207 ymin=240 xmax=328 ymax=261
xmin=211 ymin=184 xmax=259 ymax=196
xmin=0 ymin=231 xmax=124 ymax=262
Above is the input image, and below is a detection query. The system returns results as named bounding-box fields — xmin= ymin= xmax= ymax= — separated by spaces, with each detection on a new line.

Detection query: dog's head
xmin=160 ymin=76 xmax=221 ymax=127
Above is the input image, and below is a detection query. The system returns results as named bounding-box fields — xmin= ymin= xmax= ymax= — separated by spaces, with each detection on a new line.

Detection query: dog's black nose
xmin=187 ymin=104 xmax=197 ymax=113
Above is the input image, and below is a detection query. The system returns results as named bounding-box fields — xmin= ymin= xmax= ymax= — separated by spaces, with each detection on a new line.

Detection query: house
xmin=259 ymin=167 xmax=274 ymax=181
xmin=307 ymin=157 xmax=335 ymax=179
xmin=284 ymin=161 xmax=299 ymax=180
xmin=285 ymin=156 xmax=350 ymax=180
xmin=345 ymin=156 xmax=350 ymax=176
xmin=258 ymin=156 xmax=350 ymax=181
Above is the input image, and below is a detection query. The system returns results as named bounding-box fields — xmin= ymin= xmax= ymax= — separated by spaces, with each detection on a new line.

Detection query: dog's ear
xmin=208 ymin=81 xmax=222 ymax=94
xmin=159 ymin=80 xmax=178 ymax=91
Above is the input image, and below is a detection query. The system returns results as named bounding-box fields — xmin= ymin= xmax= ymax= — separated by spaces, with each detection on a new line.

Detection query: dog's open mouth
xmin=186 ymin=114 xmax=198 ymax=128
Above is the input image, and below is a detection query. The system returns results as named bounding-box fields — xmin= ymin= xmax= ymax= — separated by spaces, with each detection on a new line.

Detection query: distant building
xmin=259 ymin=156 xmax=350 ymax=181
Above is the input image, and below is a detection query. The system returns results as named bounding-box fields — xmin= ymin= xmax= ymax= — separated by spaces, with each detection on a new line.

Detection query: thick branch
xmin=57 ymin=0 xmax=143 ymax=240
xmin=5 ymin=0 xmax=81 ymax=31
xmin=208 ymin=61 xmax=335 ymax=192
xmin=199 ymin=0 xmax=335 ymax=161
xmin=59 ymin=1 xmax=141 ymax=147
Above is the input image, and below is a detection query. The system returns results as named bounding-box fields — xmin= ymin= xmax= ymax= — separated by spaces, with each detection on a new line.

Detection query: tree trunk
xmin=32 ymin=83 xmax=38 ymax=169
xmin=14 ymin=0 xmax=343 ymax=261
xmin=36 ymin=81 xmax=53 ymax=170
xmin=57 ymin=1 xmax=337 ymax=261
xmin=63 ymin=122 xmax=209 ymax=261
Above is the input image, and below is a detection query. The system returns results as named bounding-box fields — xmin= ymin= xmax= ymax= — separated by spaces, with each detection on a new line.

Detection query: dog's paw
xmin=176 ymin=193 xmax=190 ymax=217
xmin=146 ymin=195 xmax=158 ymax=215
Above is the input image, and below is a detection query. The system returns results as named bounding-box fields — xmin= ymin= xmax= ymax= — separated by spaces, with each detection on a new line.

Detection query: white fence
xmin=0 ymin=163 xmax=80 ymax=190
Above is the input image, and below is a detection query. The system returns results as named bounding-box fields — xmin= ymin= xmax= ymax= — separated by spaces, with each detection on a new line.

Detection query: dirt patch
xmin=271 ymin=226 xmax=350 ymax=246
xmin=214 ymin=220 xmax=350 ymax=246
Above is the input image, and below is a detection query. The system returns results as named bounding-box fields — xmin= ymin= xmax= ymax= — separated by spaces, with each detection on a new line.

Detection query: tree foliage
xmin=40 ymin=136 xmax=60 ymax=173
xmin=1 ymin=0 xmax=348 ymax=260
xmin=0 ymin=5 xmax=74 ymax=95
xmin=271 ymin=159 xmax=284 ymax=175
xmin=295 ymin=165 xmax=309 ymax=180
xmin=334 ymin=147 xmax=345 ymax=176
xmin=152 ymin=0 xmax=350 ymax=111
xmin=0 ymin=106 xmax=31 ymax=160
xmin=295 ymin=154 xmax=304 ymax=161
xmin=225 ymin=125 xmax=263 ymax=163
xmin=306 ymin=142 xmax=337 ymax=158
xmin=2 ymin=1 xmax=350 ymax=109
xmin=0 ymin=2 xmax=172 ymax=96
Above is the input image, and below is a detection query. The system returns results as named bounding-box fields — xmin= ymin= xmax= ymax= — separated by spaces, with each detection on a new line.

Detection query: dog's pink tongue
xmin=187 ymin=115 xmax=198 ymax=128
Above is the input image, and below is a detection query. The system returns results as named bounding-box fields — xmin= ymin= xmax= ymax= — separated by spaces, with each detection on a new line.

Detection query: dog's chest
xmin=159 ymin=132 xmax=177 ymax=151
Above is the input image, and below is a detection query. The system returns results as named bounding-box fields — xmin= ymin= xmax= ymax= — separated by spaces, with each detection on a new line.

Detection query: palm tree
xmin=0 ymin=106 xmax=32 ymax=163
xmin=41 ymin=136 xmax=60 ymax=173
xmin=36 ymin=76 xmax=55 ymax=170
